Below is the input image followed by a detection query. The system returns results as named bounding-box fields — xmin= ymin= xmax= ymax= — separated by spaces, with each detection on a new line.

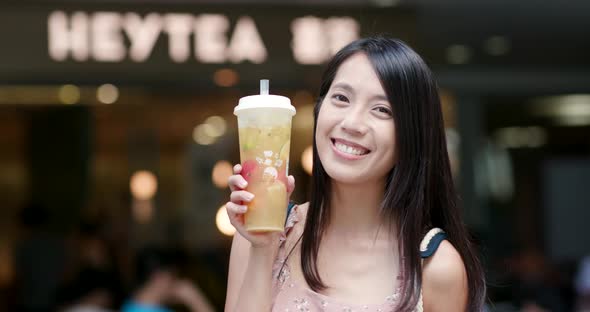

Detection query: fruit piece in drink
xmin=241 ymin=160 xmax=261 ymax=183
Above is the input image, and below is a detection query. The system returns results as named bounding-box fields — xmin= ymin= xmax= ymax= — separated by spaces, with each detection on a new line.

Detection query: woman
xmin=225 ymin=37 xmax=486 ymax=312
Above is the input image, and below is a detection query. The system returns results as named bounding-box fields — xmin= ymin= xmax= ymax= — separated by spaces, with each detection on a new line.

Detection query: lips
xmin=331 ymin=138 xmax=371 ymax=156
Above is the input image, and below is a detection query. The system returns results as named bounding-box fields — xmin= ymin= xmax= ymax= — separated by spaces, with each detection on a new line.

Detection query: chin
xmin=321 ymin=158 xmax=394 ymax=187
xmin=323 ymin=165 xmax=373 ymax=185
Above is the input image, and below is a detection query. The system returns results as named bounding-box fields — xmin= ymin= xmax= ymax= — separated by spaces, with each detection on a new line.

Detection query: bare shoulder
xmin=422 ymin=240 xmax=468 ymax=311
xmin=423 ymin=240 xmax=467 ymax=286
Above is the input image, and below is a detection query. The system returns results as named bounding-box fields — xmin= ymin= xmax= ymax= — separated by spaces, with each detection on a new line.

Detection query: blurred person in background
xmin=14 ymin=202 xmax=66 ymax=312
xmin=575 ymin=256 xmax=590 ymax=312
xmin=510 ymin=248 xmax=567 ymax=312
xmin=58 ymin=267 xmax=116 ymax=312
xmin=122 ymin=247 xmax=215 ymax=312
xmin=56 ymin=220 xmax=123 ymax=312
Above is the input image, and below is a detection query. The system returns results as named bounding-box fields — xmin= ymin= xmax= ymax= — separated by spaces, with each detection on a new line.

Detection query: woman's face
xmin=315 ymin=53 xmax=396 ymax=185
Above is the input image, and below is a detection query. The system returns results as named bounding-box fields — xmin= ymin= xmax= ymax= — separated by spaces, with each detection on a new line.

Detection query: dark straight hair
xmin=299 ymin=37 xmax=486 ymax=311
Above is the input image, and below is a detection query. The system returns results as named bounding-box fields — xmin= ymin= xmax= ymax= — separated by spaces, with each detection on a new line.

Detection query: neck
xmin=327 ymin=179 xmax=392 ymax=239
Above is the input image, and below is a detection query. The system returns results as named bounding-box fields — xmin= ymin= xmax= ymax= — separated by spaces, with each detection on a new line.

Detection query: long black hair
xmin=299 ymin=37 xmax=486 ymax=311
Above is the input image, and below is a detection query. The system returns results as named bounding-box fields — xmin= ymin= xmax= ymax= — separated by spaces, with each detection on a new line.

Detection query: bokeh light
xmin=216 ymin=205 xmax=236 ymax=236
xmin=130 ymin=170 xmax=158 ymax=200
xmin=97 ymin=83 xmax=119 ymax=104
xmin=213 ymin=68 xmax=239 ymax=87
xmin=193 ymin=124 xmax=217 ymax=145
xmin=301 ymin=145 xmax=313 ymax=175
xmin=204 ymin=116 xmax=227 ymax=137
xmin=212 ymin=160 xmax=233 ymax=189
xmin=484 ymin=36 xmax=510 ymax=56
xmin=58 ymin=84 xmax=80 ymax=104
xmin=446 ymin=44 xmax=472 ymax=64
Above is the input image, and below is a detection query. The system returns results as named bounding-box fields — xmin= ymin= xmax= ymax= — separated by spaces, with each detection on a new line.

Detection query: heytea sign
xmin=48 ymin=11 xmax=360 ymax=65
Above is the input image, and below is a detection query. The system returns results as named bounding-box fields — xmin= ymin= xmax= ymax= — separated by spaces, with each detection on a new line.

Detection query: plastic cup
xmin=234 ymin=80 xmax=296 ymax=232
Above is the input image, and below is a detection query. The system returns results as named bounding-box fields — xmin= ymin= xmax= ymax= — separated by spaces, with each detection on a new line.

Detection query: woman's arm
xmin=225 ymin=233 xmax=248 ymax=312
xmin=422 ymin=240 xmax=468 ymax=311
xmin=226 ymin=233 xmax=279 ymax=312
xmin=225 ymin=232 xmax=279 ymax=312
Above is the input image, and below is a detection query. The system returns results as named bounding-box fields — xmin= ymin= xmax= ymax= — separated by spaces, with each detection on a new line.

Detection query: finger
xmin=228 ymin=174 xmax=248 ymax=192
xmin=230 ymin=190 xmax=255 ymax=204
xmin=233 ymin=164 xmax=242 ymax=174
xmin=287 ymin=175 xmax=295 ymax=196
xmin=225 ymin=202 xmax=247 ymax=228
xmin=226 ymin=201 xmax=247 ymax=216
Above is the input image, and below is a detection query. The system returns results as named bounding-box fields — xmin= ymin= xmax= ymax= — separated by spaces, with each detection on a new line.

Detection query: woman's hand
xmin=226 ymin=164 xmax=295 ymax=248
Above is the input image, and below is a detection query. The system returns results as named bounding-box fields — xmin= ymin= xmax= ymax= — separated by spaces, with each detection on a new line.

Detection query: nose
xmin=340 ymin=108 xmax=368 ymax=136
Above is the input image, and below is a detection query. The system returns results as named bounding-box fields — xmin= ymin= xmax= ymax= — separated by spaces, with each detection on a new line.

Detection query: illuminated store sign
xmin=48 ymin=11 xmax=360 ymax=65
xmin=0 ymin=5 xmax=413 ymax=84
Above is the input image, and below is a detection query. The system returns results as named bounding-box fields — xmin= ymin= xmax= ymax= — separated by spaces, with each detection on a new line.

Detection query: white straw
xmin=260 ymin=79 xmax=269 ymax=95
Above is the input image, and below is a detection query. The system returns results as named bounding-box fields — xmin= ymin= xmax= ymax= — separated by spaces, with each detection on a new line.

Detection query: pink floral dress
xmin=270 ymin=205 xmax=431 ymax=312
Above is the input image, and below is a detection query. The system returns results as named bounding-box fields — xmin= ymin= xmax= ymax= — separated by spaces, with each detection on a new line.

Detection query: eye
xmin=331 ymin=93 xmax=349 ymax=103
xmin=374 ymin=106 xmax=393 ymax=117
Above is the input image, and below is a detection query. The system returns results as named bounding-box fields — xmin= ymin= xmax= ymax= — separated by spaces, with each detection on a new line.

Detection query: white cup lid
xmin=234 ymin=94 xmax=296 ymax=116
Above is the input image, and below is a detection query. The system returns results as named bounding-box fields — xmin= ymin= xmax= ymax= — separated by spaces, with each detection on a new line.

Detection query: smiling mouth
xmin=331 ymin=139 xmax=371 ymax=156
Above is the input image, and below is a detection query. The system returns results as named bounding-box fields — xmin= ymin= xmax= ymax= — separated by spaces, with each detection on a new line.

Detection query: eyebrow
xmin=332 ymin=82 xmax=390 ymax=103
xmin=332 ymin=82 xmax=354 ymax=92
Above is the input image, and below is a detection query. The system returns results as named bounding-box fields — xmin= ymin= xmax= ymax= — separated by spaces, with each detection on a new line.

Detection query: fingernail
xmin=239 ymin=206 xmax=247 ymax=213
xmin=240 ymin=182 xmax=248 ymax=188
xmin=245 ymin=194 xmax=254 ymax=201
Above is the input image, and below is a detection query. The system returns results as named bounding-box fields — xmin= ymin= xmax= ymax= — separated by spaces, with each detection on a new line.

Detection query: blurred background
xmin=1 ymin=0 xmax=589 ymax=311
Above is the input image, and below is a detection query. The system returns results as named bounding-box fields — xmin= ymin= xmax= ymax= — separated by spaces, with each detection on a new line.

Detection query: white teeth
xmin=335 ymin=142 xmax=366 ymax=156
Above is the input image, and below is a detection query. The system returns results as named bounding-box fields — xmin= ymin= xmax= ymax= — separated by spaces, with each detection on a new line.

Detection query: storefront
xmin=1 ymin=1 xmax=589 ymax=310
xmin=0 ymin=2 xmax=417 ymax=237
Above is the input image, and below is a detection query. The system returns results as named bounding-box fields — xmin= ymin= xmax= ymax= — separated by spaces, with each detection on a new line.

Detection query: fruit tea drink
xmin=234 ymin=80 xmax=296 ymax=232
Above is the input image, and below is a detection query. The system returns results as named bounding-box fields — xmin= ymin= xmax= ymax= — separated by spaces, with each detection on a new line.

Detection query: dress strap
xmin=415 ymin=228 xmax=446 ymax=311
xmin=420 ymin=228 xmax=447 ymax=259
xmin=278 ymin=202 xmax=300 ymax=251
xmin=285 ymin=201 xmax=296 ymax=225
